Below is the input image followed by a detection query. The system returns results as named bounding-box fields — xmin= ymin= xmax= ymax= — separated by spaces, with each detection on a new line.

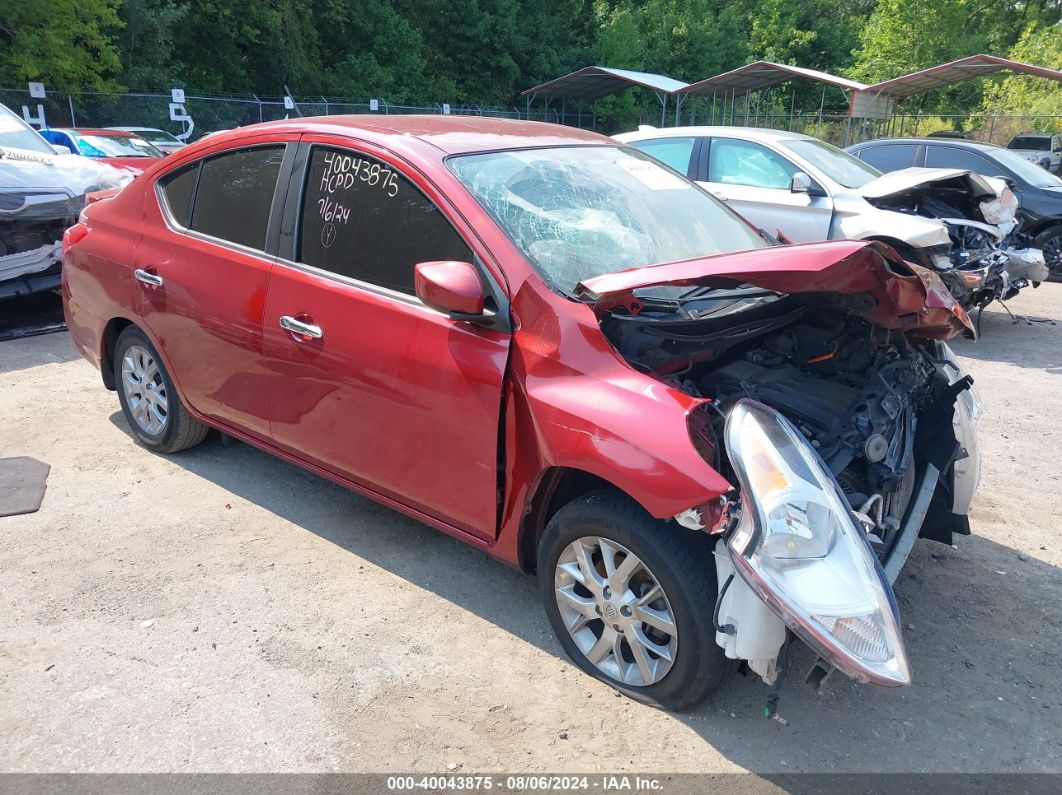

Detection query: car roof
xmin=851 ymin=137 xmax=1003 ymax=152
xmin=207 ymin=115 xmax=612 ymax=156
xmin=1011 ymin=131 xmax=1052 ymax=138
xmin=615 ymin=125 xmax=814 ymax=143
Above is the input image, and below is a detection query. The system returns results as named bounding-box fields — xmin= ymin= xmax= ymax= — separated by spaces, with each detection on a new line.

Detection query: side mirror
xmin=790 ymin=171 xmax=813 ymax=194
xmin=414 ymin=261 xmax=486 ymax=320
xmin=992 ymin=175 xmax=1018 ymax=189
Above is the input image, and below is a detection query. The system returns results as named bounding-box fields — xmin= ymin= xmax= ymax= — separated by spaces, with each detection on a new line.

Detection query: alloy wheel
xmin=121 ymin=344 xmax=169 ymax=435
xmin=554 ymin=536 xmax=678 ymax=687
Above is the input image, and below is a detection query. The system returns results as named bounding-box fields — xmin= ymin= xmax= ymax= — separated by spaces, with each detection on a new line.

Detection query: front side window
xmin=297 ymin=147 xmax=471 ymax=295
xmin=448 ymin=145 xmax=765 ymax=294
xmin=628 ymin=137 xmax=696 ymax=176
xmin=708 ymin=138 xmax=799 ymax=189
xmin=189 ymin=146 xmax=285 ymax=250
xmin=924 ymin=146 xmax=996 ymax=174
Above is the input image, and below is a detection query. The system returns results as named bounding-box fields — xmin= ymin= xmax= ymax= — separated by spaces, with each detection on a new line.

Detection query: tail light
xmin=63 ymin=222 xmax=89 ymax=251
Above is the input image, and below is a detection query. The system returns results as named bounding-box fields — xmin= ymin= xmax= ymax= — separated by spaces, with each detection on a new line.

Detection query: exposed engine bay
xmin=601 ymin=286 xmax=968 ymax=562
xmin=863 ymin=174 xmax=1048 ymax=310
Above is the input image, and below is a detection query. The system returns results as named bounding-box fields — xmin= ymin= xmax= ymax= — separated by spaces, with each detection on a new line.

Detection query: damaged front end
xmin=578 ymin=241 xmax=980 ymax=690
xmin=0 ymin=145 xmax=129 ymax=299
xmin=859 ymin=168 xmax=1048 ymax=311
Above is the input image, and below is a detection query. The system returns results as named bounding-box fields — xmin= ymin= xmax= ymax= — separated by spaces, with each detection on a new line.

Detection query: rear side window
xmin=628 ymin=137 xmax=696 ymax=176
xmin=189 ymin=146 xmax=285 ymax=250
xmin=857 ymin=144 xmax=919 ymax=173
xmin=158 ymin=164 xmax=197 ymax=227
xmin=297 ymin=146 xmax=471 ymax=295
xmin=924 ymin=147 xmax=994 ymax=174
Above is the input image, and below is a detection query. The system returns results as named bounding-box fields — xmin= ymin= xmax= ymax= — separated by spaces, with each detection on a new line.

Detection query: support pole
xmin=659 ymin=93 xmax=667 ymax=127
xmin=592 ymin=100 xmax=597 ymax=131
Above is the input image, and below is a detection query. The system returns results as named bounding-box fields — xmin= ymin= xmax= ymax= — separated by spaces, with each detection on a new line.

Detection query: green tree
xmin=0 ymin=0 xmax=123 ymax=92
xmin=117 ymin=0 xmax=186 ymax=88
xmin=982 ymin=22 xmax=1062 ymax=134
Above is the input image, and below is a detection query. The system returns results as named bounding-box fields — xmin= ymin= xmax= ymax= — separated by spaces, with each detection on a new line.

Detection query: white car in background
xmin=1006 ymin=132 xmax=1062 ymax=175
xmin=615 ymin=125 xmax=1046 ymax=309
xmin=106 ymin=126 xmax=187 ymax=155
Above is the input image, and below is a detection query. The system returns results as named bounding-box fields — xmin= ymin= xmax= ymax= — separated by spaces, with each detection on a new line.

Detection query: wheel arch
xmin=518 ymin=466 xmax=647 ymax=574
xmin=100 ymin=317 xmax=136 ymax=390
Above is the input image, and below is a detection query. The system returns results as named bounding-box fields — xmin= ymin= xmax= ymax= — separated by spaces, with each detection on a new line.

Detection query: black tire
xmin=1033 ymin=225 xmax=1062 ymax=281
xmin=538 ymin=490 xmax=735 ymax=711
xmin=114 ymin=326 xmax=208 ymax=453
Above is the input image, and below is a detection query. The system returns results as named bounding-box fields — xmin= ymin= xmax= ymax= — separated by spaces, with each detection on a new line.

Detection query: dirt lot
xmin=1 ymin=285 xmax=1061 ymax=776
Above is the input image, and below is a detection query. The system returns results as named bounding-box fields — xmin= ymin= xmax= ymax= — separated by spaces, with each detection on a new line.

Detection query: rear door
xmin=261 ymin=138 xmax=510 ymax=539
xmin=697 ymin=137 xmax=833 ymax=242
xmin=133 ymin=137 xmax=295 ymax=439
xmin=855 ymin=142 xmax=923 ymax=172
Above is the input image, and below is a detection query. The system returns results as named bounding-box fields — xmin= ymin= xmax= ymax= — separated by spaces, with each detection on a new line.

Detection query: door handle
xmin=279 ymin=315 xmax=323 ymax=340
xmin=133 ymin=268 xmax=164 ymax=288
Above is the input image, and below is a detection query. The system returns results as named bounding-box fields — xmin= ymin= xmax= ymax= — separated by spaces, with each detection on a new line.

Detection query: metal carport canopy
xmin=677 ymin=61 xmax=867 ymax=99
xmin=521 ymin=66 xmax=688 ymax=101
xmin=865 ymin=54 xmax=1062 ymax=99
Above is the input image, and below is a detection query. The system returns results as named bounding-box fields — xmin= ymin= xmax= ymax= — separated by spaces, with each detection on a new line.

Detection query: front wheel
xmin=538 ymin=491 xmax=734 ymax=711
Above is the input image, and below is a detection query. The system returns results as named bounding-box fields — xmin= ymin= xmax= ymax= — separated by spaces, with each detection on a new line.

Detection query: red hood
xmin=576 ymin=240 xmax=974 ymax=339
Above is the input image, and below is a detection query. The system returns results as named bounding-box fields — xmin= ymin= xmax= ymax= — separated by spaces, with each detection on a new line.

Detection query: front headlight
xmin=725 ymin=400 xmax=911 ymax=686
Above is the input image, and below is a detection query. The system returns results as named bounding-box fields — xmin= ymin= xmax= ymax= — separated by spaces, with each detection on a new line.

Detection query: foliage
xmin=0 ymin=0 xmax=124 ymax=92
xmin=981 ymin=22 xmax=1062 ymax=134
xmin=0 ymin=0 xmax=1058 ymax=126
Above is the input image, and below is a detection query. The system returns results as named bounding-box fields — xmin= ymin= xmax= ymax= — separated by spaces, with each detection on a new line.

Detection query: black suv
xmin=846 ymin=137 xmax=1062 ymax=276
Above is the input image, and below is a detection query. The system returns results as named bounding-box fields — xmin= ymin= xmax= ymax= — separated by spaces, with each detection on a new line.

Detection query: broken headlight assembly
xmin=723 ymin=399 xmax=912 ymax=686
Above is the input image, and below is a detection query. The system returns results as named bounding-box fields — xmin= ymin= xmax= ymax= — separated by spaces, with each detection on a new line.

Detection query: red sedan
xmin=62 ymin=116 xmax=980 ymax=709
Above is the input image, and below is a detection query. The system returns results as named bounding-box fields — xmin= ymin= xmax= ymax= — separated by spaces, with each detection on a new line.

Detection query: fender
xmin=492 ymin=278 xmax=732 ymax=567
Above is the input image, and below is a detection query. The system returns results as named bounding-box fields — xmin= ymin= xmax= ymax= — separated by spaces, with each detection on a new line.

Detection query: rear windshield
xmin=1009 ymin=136 xmax=1050 ymax=151
xmin=447 ymin=145 xmax=766 ymax=294
xmin=78 ymin=134 xmax=164 ymax=158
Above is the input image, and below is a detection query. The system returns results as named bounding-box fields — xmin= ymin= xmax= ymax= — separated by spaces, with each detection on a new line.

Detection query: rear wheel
xmin=114 ymin=326 xmax=208 ymax=453
xmin=538 ymin=490 xmax=734 ymax=711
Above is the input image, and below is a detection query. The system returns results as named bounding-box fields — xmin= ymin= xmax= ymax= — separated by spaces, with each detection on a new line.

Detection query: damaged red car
xmin=62 ymin=117 xmax=981 ymax=710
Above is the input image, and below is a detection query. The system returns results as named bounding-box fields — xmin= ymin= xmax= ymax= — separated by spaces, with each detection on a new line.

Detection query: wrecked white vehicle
xmin=0 ymin=103 xmax=129 ymax=299
xmin=616 ymin=126 xmax=1047 ymax=313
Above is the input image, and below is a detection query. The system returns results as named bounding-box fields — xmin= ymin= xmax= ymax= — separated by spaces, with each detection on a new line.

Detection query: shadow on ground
xmin=109 ymin=411 xmax=1062 ymax=774
xmin=952 ymin=297 xmax=1061 ymax=374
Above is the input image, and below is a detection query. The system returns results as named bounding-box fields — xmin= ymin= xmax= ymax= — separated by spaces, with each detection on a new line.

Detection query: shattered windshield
xmin=0 ymin=105 xmax=55 ymax=155
xmin=77 ymin=134 xmax=164 ymax=158
xmin=447 ymin=145 xmax=766 ymax=294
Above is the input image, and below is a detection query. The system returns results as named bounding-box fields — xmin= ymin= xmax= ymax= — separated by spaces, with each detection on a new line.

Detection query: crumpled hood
xmin=575 ymin=240 xmax=975 ymax=339
xmin=0 ymin=146 xmax=129 ymax=205
xmin=857 ymin=166 xmax=999 ymax=201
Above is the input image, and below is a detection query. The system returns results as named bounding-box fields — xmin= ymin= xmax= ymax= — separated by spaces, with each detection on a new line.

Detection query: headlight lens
xmin=725 ymin=400 xmax=911 ymax=686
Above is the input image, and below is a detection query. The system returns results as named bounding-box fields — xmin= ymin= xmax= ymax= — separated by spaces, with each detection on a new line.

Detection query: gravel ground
xmin=1 ymin=285 xmax=1060 ymax=775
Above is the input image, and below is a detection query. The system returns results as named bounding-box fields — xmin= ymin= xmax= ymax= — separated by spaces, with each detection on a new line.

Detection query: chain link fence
xmin=0 ymin=88 xmax=523 ymax=141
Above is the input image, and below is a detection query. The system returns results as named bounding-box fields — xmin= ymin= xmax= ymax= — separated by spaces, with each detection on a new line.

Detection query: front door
xmin=133 ymin=140 xmax=293 ymax=438
xmin=698 ymin=137 xmax=833 ymax=242
xmin=262 ymin=141 xmax=510 ymax=539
